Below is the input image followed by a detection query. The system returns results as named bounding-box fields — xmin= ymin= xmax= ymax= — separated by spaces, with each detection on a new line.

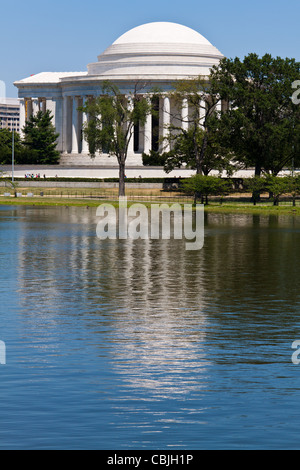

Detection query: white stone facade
xmin=14 ymin=22 xmax=224 ymax=167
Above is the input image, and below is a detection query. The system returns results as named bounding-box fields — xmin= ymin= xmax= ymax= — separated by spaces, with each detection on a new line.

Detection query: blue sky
xmin=2 ymin=0 xmax=300 ymax=97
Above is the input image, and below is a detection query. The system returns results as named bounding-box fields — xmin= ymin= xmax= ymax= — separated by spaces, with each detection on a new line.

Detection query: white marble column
xmin=56 ymin=98 xmax=63 ymax=153
xmin=26 ymin=99 xmax=33 ymax=121
xmin=46 ymin=98 xmax=63 ymax=152
xmin=143 ymin=97 xmax=152 ymax=154
xmin=41 ymin=100 xmax=46 ymax=113
xmin=62 ymin=96 xmax=69 ymax=153
xmin=199 ymin=100 xmax=206 ymax=128
xmin=46 ymin=99 xmax=56 ymax=121
xmin=181 ymin=98 xmax=189 ymax=132
xmin=162 ymin=95 xmax=171 ymax=152
xmin=19 ymin=99 xmax=26 ymax=138
xmin=216 ymin=100 xmax=222 ymax=113
xmin=71 ymin=96 xmax=79 ymax=154
xmin=81 ymin=97 xmax=89 ymax=154
xmin=32 ymin=98 xmax=40 ymax=115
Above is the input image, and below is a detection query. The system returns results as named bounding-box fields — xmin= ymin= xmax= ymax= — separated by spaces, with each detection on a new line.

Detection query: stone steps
xmin=59 ymin=153 xmax=143 ymax=167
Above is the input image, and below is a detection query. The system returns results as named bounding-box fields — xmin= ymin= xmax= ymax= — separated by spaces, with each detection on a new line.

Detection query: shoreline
xmin=1 ymin=197 xmax=300 ymax=215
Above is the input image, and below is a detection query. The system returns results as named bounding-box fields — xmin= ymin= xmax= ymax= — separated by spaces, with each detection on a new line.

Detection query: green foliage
xmin=81 ymin=81 xmax=152 ymax=196
xmin=22 ymin=110 xmax=60 ymax=164
xmin=160 ymin=78 xmax=234 ymax=176
xmin=182 ymin=175 xmax=231 ymax=204
xmin=163 ymin=127 xmax=234 ymax=176
xmin=81 ymin=82 xmax=151 ymax=162
xmin=286 ymin=175 xmax=300 ymax=195
xmin=0 ymin=128 xmax=38 ymax=165
xmin=0 ymin=128 xmax=19 ymax=164
xmin=210 ymin=53 xmax=300 ymax=176
xmin=247 ymin=176 xmax=268 ymax=204
xmin=142 ymin=151 xmax=168 ymax=167
xmin=247 ymin=175 xmax=300 ymax=205
xmin=264 ymin=176 xmax=294 ymax=206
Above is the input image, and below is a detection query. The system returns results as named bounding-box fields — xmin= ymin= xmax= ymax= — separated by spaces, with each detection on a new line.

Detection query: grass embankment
xmin=204 ymin=202 xmax=300 ymax=215
xmin=1 ymin=186 xmax=300 ymax=214
xmin=0 ymin=186 xmax=191 ymax=207
xmin=2 ymin=199 xmax=300 ymax=216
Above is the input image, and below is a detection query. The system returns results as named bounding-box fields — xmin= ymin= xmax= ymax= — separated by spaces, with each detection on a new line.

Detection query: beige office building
xmin=0 ymin=98 xmax=20 ymax=132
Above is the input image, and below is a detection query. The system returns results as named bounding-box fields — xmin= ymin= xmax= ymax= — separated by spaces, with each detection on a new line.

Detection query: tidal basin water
xmin=1 ymin=205 xmax=300 ymax=450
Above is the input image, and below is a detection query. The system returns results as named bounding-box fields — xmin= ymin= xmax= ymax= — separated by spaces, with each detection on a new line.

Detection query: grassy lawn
xmin=1 ymin=185 xmax=300 ymax=214
xmin=1 ymin=196 xmax=300 ymax=215
xmin=204 ymin=202 xmax=300 ymax=215
xmin=0 ymin=186 xmax=192 ymax=205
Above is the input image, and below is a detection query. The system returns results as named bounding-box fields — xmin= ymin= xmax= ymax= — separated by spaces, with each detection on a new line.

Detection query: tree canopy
xmin=22 ymin=110 xmax=60 ymax=164
xmin=159 ymin=78 xmax=233 ymax=176
xmin=210 ymin=53 xmax=300 ymax=177
xmin=81 ymin=81 xmax=152 ymax=196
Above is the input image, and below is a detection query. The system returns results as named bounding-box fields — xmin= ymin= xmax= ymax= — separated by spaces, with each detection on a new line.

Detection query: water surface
xmin=1 ymin=205 xmax=300 ymax=449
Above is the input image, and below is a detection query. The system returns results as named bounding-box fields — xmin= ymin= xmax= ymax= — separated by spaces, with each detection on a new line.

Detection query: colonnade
xmin=19 ymin=94 xmax=223 ymax=157
xmin=19 ymin=96 xmax=63 ymax=151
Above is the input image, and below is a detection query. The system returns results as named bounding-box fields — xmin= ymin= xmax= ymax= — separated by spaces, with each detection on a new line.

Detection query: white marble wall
xmin=18 ymin=92 xmax=223 ymax=166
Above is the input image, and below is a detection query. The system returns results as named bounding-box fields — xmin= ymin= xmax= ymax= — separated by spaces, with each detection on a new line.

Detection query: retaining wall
xmin=0 ymin=181 xmax=164 ymax=189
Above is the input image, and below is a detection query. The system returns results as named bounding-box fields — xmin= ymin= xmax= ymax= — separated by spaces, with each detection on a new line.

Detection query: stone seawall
xmin=0 ymin=181 xmax=164 ymax=189
xmin=0 ymin=165 xmax=195 ymax=180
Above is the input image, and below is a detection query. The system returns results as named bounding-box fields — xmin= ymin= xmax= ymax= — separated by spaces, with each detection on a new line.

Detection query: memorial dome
xmin=113 ymin=22 xmax=212 ymax=46
xmin=87 ymin=22 xmax=224 ymax=79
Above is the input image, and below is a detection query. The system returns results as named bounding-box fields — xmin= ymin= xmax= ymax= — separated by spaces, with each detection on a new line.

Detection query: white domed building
xmin=14 ymin=22 xmax=224 ymax=170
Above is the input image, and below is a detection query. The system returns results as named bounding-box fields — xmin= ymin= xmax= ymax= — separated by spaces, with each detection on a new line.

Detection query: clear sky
xmin=2 ymin=0 xmax=300 ymax=97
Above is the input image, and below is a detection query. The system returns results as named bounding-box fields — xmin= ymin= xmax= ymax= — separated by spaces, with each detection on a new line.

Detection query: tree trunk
xmin=119 ymin=159 xmax=126 ymax=197
xmin=195 ymin=149 xmax=203 ymax=175
xmin=255 ymin=162 xmax=262 ymax=177
xmin=252 ymin=161 xmax=262 ymax=203
xmin=194 ymin=192 xmax=202 ymax=205
xmin=196 ymin=134 xmax=208 ymax=175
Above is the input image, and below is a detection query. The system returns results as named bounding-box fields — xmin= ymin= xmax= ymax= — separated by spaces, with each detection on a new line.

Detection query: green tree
xmin=81 ymin=81 xmax=151 ymax=197
xmin=163 ymin=126 xmax=234 ymax=176
xmin=265 ymin=176 xmax=291 ymax=206
xmin=0 ymin=128 xmax=20 ymax=164
xmin=247 ymin=176 xmax=268 ymax=205
xmin=286 ymin=175 xmax=300 ymax=206
xmin=22 ymin=110 xmax=60 ymax=164
xmin=0 ymin=128 xmax=35 ymax=165
xmin=182 ymin=174 xmax=230 ymax=204
xmin=142 ymin=150 xmax=168 ymax=167
xmin=162 ymin=78 xmax=233 ymax=176
xmin=210 ymin=54 xmax=300 ymax=178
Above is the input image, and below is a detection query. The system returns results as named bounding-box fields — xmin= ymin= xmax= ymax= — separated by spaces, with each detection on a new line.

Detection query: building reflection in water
xmin=16 ymin=206 xmax=210 ymax=397
xmin=15 ymin=207 xmax=300 ymax=398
